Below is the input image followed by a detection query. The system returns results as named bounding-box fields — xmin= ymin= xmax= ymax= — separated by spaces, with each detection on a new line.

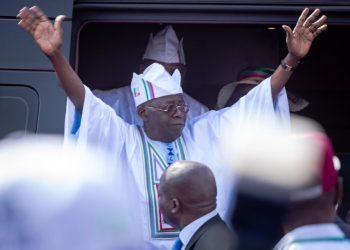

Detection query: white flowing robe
xmin=65 ymin=77 xmax=289 ymax=250
xmin=93 ymin=86 xmax=209 ymax=125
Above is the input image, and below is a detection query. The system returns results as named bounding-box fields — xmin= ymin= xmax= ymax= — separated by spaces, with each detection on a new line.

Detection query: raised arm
xmin=17 ymin=6 xmax=85 ymax=111
xmin=271 ymin=8 xmax=327 ymax=98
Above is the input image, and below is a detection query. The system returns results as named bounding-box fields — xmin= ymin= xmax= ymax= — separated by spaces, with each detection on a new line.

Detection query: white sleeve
xmin=188 ymin=77 xmax=290 ymax=142
xmin=64 ymin=85 xmax=134 ymax=155
xmin=92 ymin=87 xmax=143 ymax=126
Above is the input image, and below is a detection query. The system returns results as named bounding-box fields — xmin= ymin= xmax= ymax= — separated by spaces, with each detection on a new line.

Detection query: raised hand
xmin=17 ymin=6 xmax=85 ymax=110
xmin=17 ymin=6 xmax=65 ymax=57
xmin=282 ymin=8 xmax=327 ymax=60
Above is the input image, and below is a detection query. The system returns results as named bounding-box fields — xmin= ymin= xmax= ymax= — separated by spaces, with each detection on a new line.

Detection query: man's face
xmin=141 ymin=94 xmax=188 ymax=142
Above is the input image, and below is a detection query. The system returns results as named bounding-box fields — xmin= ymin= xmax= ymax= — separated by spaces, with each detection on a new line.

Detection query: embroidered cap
xmin=131 ymin=63 xmax=183 ymax=107
xmin=143 ymin=25 xmax=186 ymax=65
xmin=215 ymin=67 xmax=309 ymax=112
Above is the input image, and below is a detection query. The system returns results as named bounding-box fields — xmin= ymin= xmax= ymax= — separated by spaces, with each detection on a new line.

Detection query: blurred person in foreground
xmin=336 ymin=154 xmax=350 ymax=237
xmin=158 ymin=160 xmax=236 ymax=250
xmin=0 ymin=135 xmax=144 ymax=250
xmin=273 ymin=132 xmax=350 ymax=249
xmin=225 ymin=117 xmax=340 ymax=250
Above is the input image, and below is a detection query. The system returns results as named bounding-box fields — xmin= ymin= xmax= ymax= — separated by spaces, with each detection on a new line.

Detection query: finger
xmin=303 ymin=8 xmax=321 ymax=28
xmin=30 ymin=5 xmax=49 ymax=22
xmin=19 ymin=20 xmax=33 ymax=34
xmin=307 ymin=15 xmax=327 ymax=34
xmin=312 ymin=15 xmax=327 ymax=29
xmin=22 ymin=18 xmax=36 ymax=35
xmin=23 ymin=8 xmax=37 ymax=25
xmin=313 ymin=24 xmax=327 ymax=38
xmin=282 ymin=25 xmax=293 ymax=40
xmin=18 ymin=6 xmax=28 ymax=13
xmin=294 ymin=8 xmax=310 ymax=31
xmin=18 ymin=14 xmax=33 ymax=33
xmin=28 ymin=20 xmax=40 ymax=36
xmin=29 ymin=6 xmax=45 ymax=27
xmin=16 ymin=6 xmax=30 ymax=20
xmin=18 ymin=14 xmax=38 ymax=36
xmin=18 ymin=19 xmax=30 ymax=32
xmin=22 ymin=14 xmax=38 ymax=34
xmin=19 ymin=7 xmax=43 ymax=35
xmin=54 ymin=15 xmax=66 ymax=31
xmin=27 ymin=14 xmax=42 ymax=30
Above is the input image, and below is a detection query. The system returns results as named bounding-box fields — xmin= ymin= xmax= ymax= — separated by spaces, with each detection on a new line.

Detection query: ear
xmin=171 ymin=198 xmax=180 ymax=213
xmin=137 ymin=106 xmax=147 ymax=120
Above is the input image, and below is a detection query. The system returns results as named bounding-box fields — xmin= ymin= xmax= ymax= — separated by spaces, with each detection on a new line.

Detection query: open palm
xmin=17 ymin=6 xmax=65 ymax=56
xmin=33 ymin=19 xmax=63 ymax=56
xmin=283 ymin=8 xmax=327 ymax=60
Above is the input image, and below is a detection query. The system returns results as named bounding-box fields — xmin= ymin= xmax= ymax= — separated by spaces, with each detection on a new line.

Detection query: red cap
xmin=301 ymin=132 xmax=338 ymax=194
xmin=316 ymin=133 xmax=338 ymax=193
xmin=290 ymin=132 xmax=338 ymax=201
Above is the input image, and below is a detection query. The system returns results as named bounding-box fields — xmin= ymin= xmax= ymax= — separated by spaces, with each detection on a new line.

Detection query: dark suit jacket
xmin=185 ymin=214 xmax=236 ymax=250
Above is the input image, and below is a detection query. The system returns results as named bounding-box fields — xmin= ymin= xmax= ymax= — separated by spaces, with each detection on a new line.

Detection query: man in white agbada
xmin=18 ymin=6 xmax=327 ymax=250
xmin=93 ymin=25 xmax=208 ymax=125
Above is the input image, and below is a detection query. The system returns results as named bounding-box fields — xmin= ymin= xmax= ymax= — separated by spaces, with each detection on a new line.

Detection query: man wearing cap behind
xmin=158 ymin=160 xmax=236 ymax=250
xmin=18 ymin=6 xmax=327 ymax=249
xmin=215 ymin=67 xmax=309 ymax=113
xmin=274 ymin=133 xmax=350 ymax=250
xmin=93 ymin=25 xmax=208 ymax=125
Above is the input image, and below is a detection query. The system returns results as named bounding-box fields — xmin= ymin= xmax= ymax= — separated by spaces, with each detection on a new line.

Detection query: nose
xmin=172 ymin=107 xmax=187 ymax=118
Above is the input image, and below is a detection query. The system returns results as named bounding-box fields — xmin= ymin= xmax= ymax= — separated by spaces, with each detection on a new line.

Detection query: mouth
xmin=170 ymin=123 xmax=185 ymax=127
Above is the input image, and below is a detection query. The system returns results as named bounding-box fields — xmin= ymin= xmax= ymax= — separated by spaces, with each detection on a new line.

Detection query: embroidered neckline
xmin=137 ymin=127 xmax=187 ymax=239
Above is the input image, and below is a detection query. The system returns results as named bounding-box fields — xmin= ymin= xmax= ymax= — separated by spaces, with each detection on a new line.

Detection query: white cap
xmin=143 ymin=25 xmax=186 ymax=64
xmin=131 ymin=63 xmax=183 ymax=107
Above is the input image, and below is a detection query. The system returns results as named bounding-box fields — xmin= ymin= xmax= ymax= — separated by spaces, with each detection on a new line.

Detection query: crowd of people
xmin=1 ymin=4 xmax=349 ymax=250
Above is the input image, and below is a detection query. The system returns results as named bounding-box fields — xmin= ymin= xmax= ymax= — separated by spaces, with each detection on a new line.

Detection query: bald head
xmin=164 ymin=160 xmax=217 ymax=206
xmin=159 ymin=161 xmax=217 ymax=229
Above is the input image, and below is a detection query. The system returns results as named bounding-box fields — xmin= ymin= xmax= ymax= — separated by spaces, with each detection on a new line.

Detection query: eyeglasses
xmin=144 ymin=104 xmax=190 ymax=116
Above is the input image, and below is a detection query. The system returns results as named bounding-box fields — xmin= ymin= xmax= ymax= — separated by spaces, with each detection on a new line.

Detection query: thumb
xmin=54 ymin=15 xmax=66 ymax=31
xmin=282 ymin=25 xmax=292 ymax=40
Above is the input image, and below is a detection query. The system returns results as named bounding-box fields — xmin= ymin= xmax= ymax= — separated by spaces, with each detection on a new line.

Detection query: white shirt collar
xmin=179 ymin=210 xmax=218 ymax=250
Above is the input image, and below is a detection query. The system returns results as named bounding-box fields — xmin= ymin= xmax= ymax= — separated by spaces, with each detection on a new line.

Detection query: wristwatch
xmin=280 ymin=59 xmax=299 ymax=71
